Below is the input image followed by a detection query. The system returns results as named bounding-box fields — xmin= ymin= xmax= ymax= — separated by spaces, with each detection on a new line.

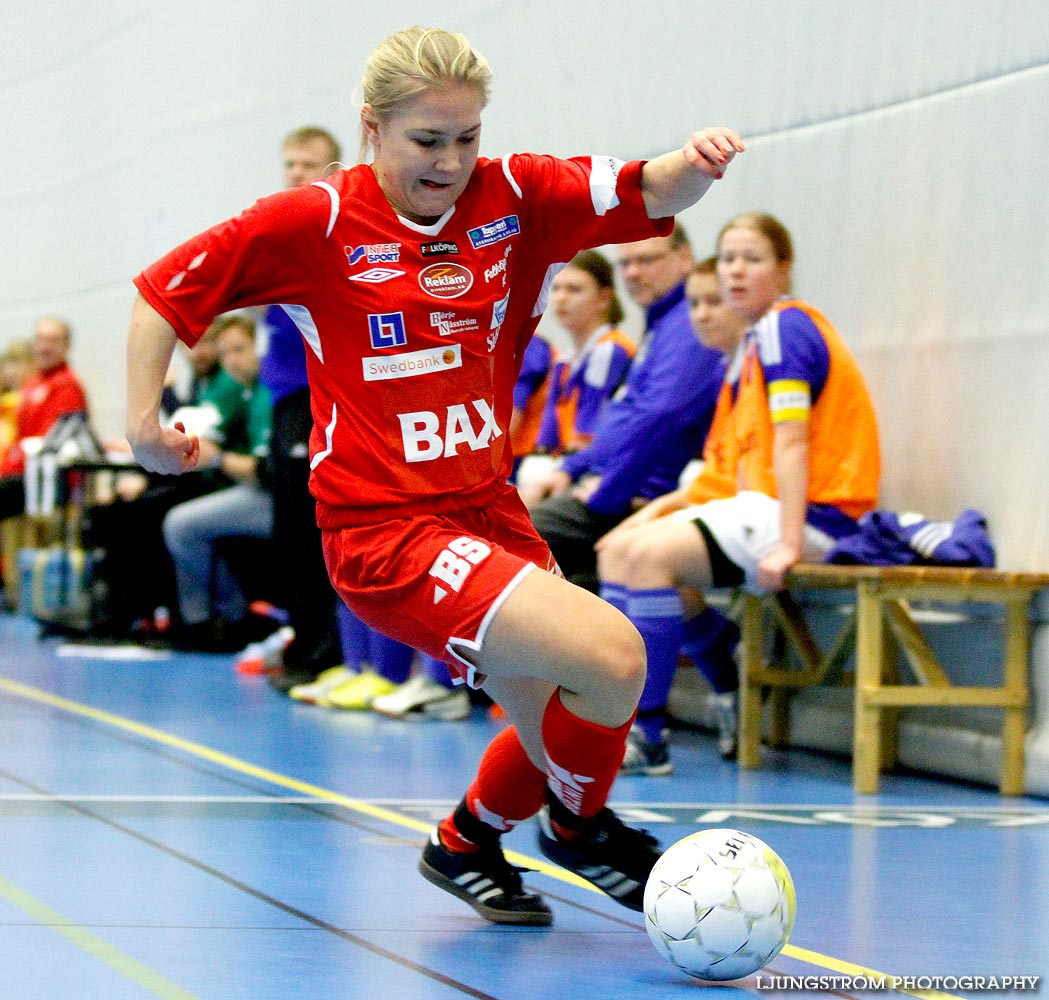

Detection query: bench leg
xmin=768 ymin=689 xmax=791 ymax=747
xmin=737 ymin=594 xmax=764 ymax=769
xmin=1000 ymin=599 xmax=1029 ymax=795
xmin=878 ymin=629 xmax=900 ymax=772
xmin=853 ymin=582 xmax=884 ymax=793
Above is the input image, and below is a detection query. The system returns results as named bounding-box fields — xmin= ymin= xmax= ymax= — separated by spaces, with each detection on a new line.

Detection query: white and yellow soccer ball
xmin=643 ymin=828 xmax=796 ymax=981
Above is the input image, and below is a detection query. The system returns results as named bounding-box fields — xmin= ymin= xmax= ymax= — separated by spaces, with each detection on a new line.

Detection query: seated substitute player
xmin=596 ymin=212 xmax=881 ymax=774
xmin=516 ymin=249 xmax=635 ymax=504
xmin=535 ymin=248 xmax=635 ymax=457
xmin=607 ymin=256 xmax=748 ymax=770
xmin=125 ymin=25 xmax=744 ymax=926
xmin=525 ymin=223 xmax=725 ymax=593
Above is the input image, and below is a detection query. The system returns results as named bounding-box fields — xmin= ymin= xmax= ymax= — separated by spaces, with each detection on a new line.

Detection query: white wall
xmin=4 ymin=0 xmax=1049 ymax=784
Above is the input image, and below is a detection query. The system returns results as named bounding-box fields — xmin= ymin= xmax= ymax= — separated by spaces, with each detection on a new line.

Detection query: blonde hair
xmin=359 ymin=26 xmax=492 ymax=160
xmin=282 ymin=126 xmax=342 ymax=165
xmin=1 ymin=339 xmax=32 ymax=365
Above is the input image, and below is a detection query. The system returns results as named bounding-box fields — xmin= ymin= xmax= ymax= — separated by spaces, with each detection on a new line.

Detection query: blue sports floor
xmin=1 ymin=610 xmax=1046 ymax=1000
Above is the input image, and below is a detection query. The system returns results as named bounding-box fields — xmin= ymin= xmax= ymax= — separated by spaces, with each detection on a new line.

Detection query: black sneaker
xmin=618 ymin=727 xmax=673 ymax=776
xmin=536 ymin=806 xmax=661 ymax=912
xmin=418 ymin=830 xmax=553 ymax=926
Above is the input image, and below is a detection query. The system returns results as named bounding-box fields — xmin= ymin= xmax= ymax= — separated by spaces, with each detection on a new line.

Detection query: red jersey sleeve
xmin=133 ymin=184 xmax=334 ymax=346
xmin=506 ymin=154 xmax=672 ymax=255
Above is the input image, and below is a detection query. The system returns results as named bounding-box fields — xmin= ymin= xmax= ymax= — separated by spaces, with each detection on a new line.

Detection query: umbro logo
xmin=349 ymin=268 xmax=405 ymax=284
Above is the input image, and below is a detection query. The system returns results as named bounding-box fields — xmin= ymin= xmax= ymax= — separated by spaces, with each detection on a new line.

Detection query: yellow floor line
xmin=0 ymin=675 xmax=958 ymax=998
xmin=0 ymin=873 xmax=202 ymax=1000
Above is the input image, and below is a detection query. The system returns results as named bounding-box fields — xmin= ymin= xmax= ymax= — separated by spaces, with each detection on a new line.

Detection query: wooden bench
xmin=735 ymin=563 xmax=1049 ymax=794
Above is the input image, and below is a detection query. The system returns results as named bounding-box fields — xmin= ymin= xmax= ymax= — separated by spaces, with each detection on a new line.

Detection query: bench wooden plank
xmin=787 ymin=563 xmax=1049 ymax=592
xmin=736 ymin=562 xmax=1048 ymax=795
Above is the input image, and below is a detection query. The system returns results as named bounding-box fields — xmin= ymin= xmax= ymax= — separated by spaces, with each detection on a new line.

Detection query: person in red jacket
xmin=0 ymin=317 xmax=89 ymax=518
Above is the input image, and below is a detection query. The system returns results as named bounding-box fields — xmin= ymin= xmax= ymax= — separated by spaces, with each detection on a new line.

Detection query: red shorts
xmin=321 ymin=489 xmax=558 ymax=687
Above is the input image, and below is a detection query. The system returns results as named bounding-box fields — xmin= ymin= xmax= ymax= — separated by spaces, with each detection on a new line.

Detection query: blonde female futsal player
xmin=126 ymin=26 xmax=744 ymax=925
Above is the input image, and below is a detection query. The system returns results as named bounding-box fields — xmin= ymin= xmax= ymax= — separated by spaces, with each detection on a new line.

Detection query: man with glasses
xmin=528 ymin=223 xmax=724 ymax=592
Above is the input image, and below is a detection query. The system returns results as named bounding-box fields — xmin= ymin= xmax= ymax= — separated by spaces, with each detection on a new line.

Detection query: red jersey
xmin=135 ymin=155 xmax=669 ymax=527
xmin=1 ymin=364 xmax=88 ymax=475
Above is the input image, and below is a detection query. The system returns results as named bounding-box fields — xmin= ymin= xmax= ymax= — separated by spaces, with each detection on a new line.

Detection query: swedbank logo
xmin=419 ymin=262 xmax=473 ymax=299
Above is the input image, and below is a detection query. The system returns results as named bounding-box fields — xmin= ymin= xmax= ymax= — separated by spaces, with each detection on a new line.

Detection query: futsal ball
xmin=643 ymin=828 xmax=796 ymax=981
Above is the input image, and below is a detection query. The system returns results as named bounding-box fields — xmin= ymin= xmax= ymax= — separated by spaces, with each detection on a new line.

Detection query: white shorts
xmin=671 ymin=490 xmax=835 ymax=594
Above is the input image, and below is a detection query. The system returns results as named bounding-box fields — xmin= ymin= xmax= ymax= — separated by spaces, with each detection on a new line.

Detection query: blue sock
xmin=600 ymin=582 xmax=628 ymax=615
xmin=681 ymin=607 xmax=740 ymax=693
xmin=367 ymin=628 xmax=414 ymax=684
xmin=627 ymin=587 xmax=685 ymax=745
xmin=422 ymin=654 xmax=456 ymax=690
xmin=335 ymin=603 xmax=368 ymax=673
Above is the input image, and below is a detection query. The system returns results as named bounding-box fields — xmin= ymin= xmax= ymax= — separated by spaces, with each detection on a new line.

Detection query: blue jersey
xmin=562 ymin=283 xmax=723 ymax=515
xmin=258 ymin=303 xmax=309 ymax=406
xmin=535 ymin=325 xmax=634 ymax=454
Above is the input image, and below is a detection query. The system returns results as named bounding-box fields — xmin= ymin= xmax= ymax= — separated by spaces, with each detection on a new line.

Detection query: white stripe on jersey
xmin=532 ymin=262 xmax=568 ymax=317
xmin=281 ymin=303 xmax=324 ymax=362
xmin=501 ymin=156 xmax=523 ymax=199
xmin=584 ymin=338 xmax=615 ymax=389
xmin=589 ymin=156 xmax=626 ymax=216
xmin=310 ymin=403 xmax=337 ymax=471
xmin=310 ymin=180 xmax=340 ymax=238
xmin=753 ymin=309 xmax=783 ymax=366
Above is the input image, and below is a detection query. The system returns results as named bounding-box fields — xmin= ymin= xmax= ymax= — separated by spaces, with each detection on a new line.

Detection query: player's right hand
xmin=128 ymin=420 xmax=201 ymax=475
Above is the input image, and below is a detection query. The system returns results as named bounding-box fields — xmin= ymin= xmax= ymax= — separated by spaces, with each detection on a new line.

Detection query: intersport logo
xmin=419 ymin=262 xmax=473 ymax=299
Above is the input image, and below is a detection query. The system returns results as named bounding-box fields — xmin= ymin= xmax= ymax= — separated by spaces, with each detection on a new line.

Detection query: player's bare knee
xmin=590 ymin=616 xmax=646 ymax=704
xmin=622 ymin=535 xmax=675 ymax=589
xmin=596 ymin=534 xmax=628 ymax=582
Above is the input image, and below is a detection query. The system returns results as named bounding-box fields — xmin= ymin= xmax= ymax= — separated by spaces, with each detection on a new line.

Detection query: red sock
xmin=541 ymin=690 xmax=633 ymax=825
xmin=438 ymin=725 xmax=547 ymax=853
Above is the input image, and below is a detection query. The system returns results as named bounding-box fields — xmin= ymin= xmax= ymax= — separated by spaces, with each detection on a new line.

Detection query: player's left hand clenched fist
xmin=683 ymin=127 xmax=745 ymax=180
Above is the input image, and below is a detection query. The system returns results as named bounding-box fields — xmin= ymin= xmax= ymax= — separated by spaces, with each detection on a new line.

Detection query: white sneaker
xmin=235 ymin=625 xmax=295 ymax=675
xmin=372 ymin=674 xmax=471 ymax=721
xmin=708 ymin=691 xmax=738 ymax=760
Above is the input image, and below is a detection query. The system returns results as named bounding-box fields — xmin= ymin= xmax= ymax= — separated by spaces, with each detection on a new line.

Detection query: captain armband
xmin=767 ymin=379 xmax=811 ymax=423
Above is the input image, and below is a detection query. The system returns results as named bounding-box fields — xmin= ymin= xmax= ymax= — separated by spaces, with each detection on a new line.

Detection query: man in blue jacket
xmin=261 ymin=127 xmax=347 ymax=691
xmin=528 ymin=223 xmax=724 ymax=592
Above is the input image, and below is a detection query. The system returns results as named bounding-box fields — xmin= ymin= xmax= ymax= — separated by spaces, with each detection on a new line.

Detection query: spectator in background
xmin=527 ymin=224 xmax=726 ymax=592
xmin=597 ymin=213 xmax=881 ymax=773
xmin=508 ymin=331 xmax=554 ymax=477
xmin=0 ymin=340 xmax=34 ymax=472
xmin=0 ymin=317 xmax=88 ymax=519
xmin=86 ymin=315 xmax=262 ymax=639
xmin=162 ymin=313 xmax=274 ymax=651
xmin=260 ymin=126 xmax=347 ymax=692
xmin=517 ymin=250 xmax=634 ymax=505
xmin=536 ymin=249 xmax=635 ymax=457
xmin=600 ymin=256 xmax=747 ymax=768
xmin=161 ymin=322 xmax=221 ymax=419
